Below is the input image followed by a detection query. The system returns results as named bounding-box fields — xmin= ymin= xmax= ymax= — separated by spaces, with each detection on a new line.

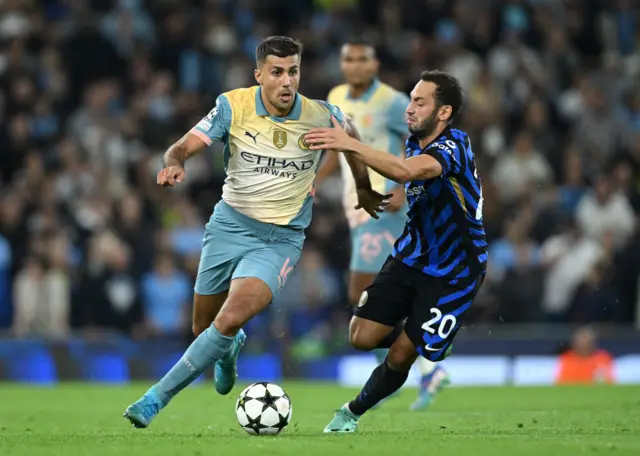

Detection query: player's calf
xmin=324 ymin=331 xmax=416 ymax=433
xmin=350 ymin=332 xmax=416 ymax=416
xmin=123 ymin=324 xmax=235 ymax=428
xmin=385 ymin=332 xmax=419 ymax=371
xmin=212 ymin=277 xmax=271 ymax=394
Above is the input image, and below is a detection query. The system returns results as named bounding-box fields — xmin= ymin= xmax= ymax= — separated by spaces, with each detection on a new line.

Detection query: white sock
xmin=417 ymin=357 xmax=437 ymax=376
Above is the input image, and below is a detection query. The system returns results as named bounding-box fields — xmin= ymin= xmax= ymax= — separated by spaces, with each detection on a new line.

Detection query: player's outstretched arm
xmin=157 ymin=133 xmax=208 ymax=187
xmin=340 ymin=116 xmax=371 ymax=190
xmin=306 ymin=117 xmax=443 ymax=184
xmin=158 ymin=95 xmax=231 ymax=188
xmin=338 ymin=117 xmax=391 ymax=219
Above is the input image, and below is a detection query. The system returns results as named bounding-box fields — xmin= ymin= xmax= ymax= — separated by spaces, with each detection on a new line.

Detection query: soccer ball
xmin=235 ymin=382 xmax=292 ymax=435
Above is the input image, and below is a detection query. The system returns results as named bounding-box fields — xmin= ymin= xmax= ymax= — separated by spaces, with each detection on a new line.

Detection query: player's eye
xmin=289 ymin=69 xmax=298 ymax=75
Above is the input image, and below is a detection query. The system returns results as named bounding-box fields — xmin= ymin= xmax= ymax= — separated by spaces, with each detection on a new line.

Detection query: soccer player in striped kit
xmin=317 ymin=42 xmax=450 ymax=411
xmin=306 ymin=70 xmax=487 ymax=433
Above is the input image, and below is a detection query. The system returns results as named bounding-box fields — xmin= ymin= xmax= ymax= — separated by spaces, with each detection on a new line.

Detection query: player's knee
xmin=387 ymin=338 xmax=418 ymax=371
xmin=213 ymin=297 xmax=255 ymax=337
xmin=213 ymin=309 xmax=244 ymax=337
xmin=348 ymin=320 xmax=378 ymax=351
xmin=386 ymin=347 xmax=416 ymax=371
xmin=215 ymin=278 xmax=273 ymax=336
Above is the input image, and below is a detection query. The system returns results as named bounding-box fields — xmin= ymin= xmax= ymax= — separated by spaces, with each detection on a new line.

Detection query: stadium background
xmin=0 ymin=0 xmax=639 ymax=387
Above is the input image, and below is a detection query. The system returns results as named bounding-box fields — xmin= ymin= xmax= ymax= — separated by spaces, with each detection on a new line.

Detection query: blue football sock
xmin=153 ymin=325 xmax=234 ymax=404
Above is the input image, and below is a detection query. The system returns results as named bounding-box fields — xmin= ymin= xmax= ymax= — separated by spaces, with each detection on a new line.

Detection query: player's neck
xmin=260 ymin=90 xmax=293 ymax=118
xmin=348 ymin=79 xmax=375 ymax=99
xmin=418 ymin=124 xmax=448 ymax=149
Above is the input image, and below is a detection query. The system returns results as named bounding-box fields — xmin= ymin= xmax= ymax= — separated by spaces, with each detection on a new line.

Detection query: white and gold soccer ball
xmin=235 ymin=382 xmax=292 ymax=435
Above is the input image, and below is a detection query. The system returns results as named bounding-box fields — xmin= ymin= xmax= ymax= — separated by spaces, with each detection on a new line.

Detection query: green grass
xmin=0 ymin=383 xmax=639 ymax=455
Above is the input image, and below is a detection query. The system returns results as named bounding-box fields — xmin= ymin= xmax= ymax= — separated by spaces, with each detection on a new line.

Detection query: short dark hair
xmin=342 ymin=39 xmax=377 ymax=57
xmin=420 ymin=70 xmax=463 ymax=121
xmin=256 ymin=36 xmax=303 ymax=65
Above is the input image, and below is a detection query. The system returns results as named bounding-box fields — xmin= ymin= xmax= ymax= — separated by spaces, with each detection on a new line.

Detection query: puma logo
xmin=245 ymin=131 xmax=259 ymax=143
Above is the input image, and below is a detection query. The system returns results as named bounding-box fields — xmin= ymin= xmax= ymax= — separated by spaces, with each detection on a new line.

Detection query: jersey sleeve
xmin=190 ymin=95 xmax=232 ymax=145
xmin=387 ymin=91 xmax=410 ymax=136
xmin=424 ymin=138 xmax=463 ymax=176
xmin=317 ymin=100 xmax=346 ymax=127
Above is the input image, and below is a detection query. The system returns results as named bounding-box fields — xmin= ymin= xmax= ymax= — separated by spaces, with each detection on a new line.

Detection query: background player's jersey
xmin=327 ymin=80 xmax=409 ymax=228
xmin=191 ymin=86 xmax=344 ymax=228
xmin=392 ymin=127 xmax=488 ymax=279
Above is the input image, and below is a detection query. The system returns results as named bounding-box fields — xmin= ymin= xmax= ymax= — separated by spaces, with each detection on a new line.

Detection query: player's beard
xmin=408 ymin=110 xmax=439 ymax=140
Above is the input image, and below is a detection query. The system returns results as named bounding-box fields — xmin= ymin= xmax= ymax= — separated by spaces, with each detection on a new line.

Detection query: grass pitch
xmin=0 ymin=382 xmax=638 ymax=455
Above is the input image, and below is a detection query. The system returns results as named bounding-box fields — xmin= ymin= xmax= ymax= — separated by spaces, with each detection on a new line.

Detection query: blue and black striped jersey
xmin=391 ymin=126 xmax=488 ymax=278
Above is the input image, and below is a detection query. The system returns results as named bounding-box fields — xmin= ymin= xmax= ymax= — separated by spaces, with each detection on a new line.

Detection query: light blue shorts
xmin=350 ymin=213 xmax=406 ymax=274
xmin=194 ymin=201 xmax=304 ymax=298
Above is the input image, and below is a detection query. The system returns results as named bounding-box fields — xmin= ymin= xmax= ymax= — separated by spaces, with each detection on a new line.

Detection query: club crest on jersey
xmin=297 ymin=134 xmax=310 ymax=150
xmin=273 ymin=130 xmax=287 ymax=149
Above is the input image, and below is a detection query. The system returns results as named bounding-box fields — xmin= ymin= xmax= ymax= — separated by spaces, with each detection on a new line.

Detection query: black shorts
xmin=354 ymin=256 xmax=484 ymax=362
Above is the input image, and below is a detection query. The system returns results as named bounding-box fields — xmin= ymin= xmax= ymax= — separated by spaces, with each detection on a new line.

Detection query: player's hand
xmin=157 ymin=166 xmax=186 ymax=187
xmin=356 ymin=188 xmax=392 ymax=220
xmin=306 ymin=117 xmax=356 ymax=152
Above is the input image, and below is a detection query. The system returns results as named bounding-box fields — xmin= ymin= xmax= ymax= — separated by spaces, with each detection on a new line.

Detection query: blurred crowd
xmin=0 ymin=0 xmax=639 ymax=357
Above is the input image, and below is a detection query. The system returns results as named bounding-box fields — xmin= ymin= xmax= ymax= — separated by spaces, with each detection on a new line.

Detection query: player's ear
xmin=372 ymin=58 xmax=380 ymax=73
xmin=254 ymin=68 xmax=262 ymax=85
xmin=438 ymin=105 xmax=452 ymax=122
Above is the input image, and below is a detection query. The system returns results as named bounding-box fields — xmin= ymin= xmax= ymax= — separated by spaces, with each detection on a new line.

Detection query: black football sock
xmin=373 ymin=323 xmax=404 ymax=349
xmin=348 ymin=360 xmax=410 ymax=416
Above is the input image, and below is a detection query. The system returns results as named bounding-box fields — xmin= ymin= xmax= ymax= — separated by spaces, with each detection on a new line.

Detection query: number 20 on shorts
xmin=421 ymin=308 xmax=457 ymax=340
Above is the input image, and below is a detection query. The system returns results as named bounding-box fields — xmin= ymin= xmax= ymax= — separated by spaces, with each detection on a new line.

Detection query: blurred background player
xmin=306 ymin=70 xmax=487 ymax=432
xmin=315 ymin=40 xmax=449 ymax=411
xmin=555 ymin=326 xmax=615 ymax=384
xmin=123 ymin=36 xmax=386 ymax=428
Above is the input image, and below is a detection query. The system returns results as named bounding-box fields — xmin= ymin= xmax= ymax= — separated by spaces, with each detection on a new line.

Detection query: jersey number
xmin=421 ymin=308 xmax=457 ymax=339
